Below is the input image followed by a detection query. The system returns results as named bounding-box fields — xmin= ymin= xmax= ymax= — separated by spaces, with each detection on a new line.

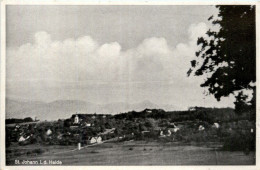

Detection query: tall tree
xmin=188 ymin=5 xmax=256 ymax=113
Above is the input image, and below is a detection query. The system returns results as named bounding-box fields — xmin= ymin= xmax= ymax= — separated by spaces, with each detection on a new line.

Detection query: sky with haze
xmin=6 ymin=5 xmax=235 ymax=109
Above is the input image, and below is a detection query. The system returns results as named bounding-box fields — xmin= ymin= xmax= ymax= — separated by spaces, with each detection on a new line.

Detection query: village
xmin=6 ymin=108 xmax=255 ymax=154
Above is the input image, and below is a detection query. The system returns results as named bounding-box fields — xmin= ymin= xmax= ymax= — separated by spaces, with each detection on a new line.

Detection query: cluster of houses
xmin=7 ymin=111 xmax=225 ymax=147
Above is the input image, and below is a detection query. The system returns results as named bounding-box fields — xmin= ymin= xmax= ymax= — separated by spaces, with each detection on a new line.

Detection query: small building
xmin=169 ymin=122 xmax=176 ymax=128
xmin=141 ymin=131 xmax=150 ymax=134
xmin=198 ymin=125 xmax=205 ymax=131
xmin=213 ymin=123 xmax=220 ymax=129
xmin=146 ymin=110 xmax=152 ymax=113
xmin=95 ymin=136 xmax=102 ymax=143
xmin=159 ymin=130 xmax=165 ymax=137
xmin=188 ymin=107 xmax=196 ymax=111
xmin=87 ymin=137 xmax=96 ymax=144
xmin=87 ymin=136 xmax=102 ymax=144
xmin=173 ymin=127 xmax=180 ymax=132
xmin=166 ymin=129 xmax=172 ymax=136
xmin=18 ymin=135 xmax=30 ymax=142
xmin=74 ymin=115 xmax=79 ymax=124
xmin=46 ymin=129 xmax=52 ymax=135
xmin=18 ymin=136 xmax=26 ymax=142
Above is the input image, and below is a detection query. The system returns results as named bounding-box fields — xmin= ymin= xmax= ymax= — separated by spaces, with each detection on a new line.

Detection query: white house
xmin=213 ymin=123 xmax=220 ymax=129
xmin=159 ymin=130 xmax=166 ymax=137
xmin=74 ymin=115 xmax=79 ymax=124
xmin=160 ymin=130 xmax=164 ymax=136
xmin=198 ymin=125 xmax=205 ymax=131
xmin=173 ymin=127 xmax=179 ymax=133
xmin=166 ymin=129 xmax=172 ymax=136
xmin=95 ymin=136 xmax=102 ymax=143
xmin=87 ymin=136 xmax=102 ymax=144
xmin=46 ymin=129 xmax=52 ymax=135
xmin=18 ymin=136 xmax=26 ymax=142
xmin=18 ymin=135 xmax=30 ymax=142
xmin=146 ymin=110 xmax=152 ymax=113
xmin=87 ymin=137 xmax=96 ymax=144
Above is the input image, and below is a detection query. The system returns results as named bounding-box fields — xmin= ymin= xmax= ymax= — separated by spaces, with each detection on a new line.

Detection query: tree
xmin=188 ymin=5 xmax=256 ymax=113
xmin=234 ymin=91 xmax=250 ymax=115
xmin=23 ymin=117 xmax=33 ymax=122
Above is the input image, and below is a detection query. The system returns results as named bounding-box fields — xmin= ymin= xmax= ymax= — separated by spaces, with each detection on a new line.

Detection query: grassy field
xmin=6 ymin=141 xmax=255 ymax=165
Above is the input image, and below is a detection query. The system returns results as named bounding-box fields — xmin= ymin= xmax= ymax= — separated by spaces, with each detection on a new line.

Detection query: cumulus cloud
xmin=7 ymin=32 xmax=173 ymax=82
xmin=7 ymin=22 xmax=210 ymax=83
xmin=6 ymin=22 xmax=235 ymax=108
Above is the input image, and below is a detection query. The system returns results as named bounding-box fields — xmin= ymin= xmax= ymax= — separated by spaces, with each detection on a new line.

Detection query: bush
xmin=222 ymin=129 xmax=255 ymax=152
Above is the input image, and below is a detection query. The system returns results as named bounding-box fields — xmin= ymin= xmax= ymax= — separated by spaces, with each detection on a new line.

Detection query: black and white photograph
xmin=1 ymin=2 xmax=258 ymax=167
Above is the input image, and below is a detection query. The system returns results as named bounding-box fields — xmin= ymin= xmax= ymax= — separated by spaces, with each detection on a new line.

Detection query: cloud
xmin=6 ymin=22 xmax=235 ymax=108
xmin=7 ymin=22 xmax=210 ymax=83
xmin=7 ymin=32 xmax=172 ymax=82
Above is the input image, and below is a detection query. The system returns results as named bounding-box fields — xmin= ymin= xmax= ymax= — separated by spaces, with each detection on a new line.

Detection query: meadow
xmin=6 ymin=140 xmax=255 ymax=165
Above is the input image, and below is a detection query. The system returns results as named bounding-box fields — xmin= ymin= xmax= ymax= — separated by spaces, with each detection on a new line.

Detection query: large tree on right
xmin=188 ymin=5 xmax=256 ymax=116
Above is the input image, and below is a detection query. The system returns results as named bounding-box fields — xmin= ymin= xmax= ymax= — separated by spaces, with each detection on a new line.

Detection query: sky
xmin=6 ymin=5 xmax=236 ymax=109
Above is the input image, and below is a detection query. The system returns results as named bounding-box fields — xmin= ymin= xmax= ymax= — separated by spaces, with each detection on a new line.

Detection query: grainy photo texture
xmin=5 ymin=5 xmax=256 ymax=166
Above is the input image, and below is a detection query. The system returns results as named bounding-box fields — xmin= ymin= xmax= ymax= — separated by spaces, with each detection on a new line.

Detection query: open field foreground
xmin=6 ymin=141 xmax=255 ymax=165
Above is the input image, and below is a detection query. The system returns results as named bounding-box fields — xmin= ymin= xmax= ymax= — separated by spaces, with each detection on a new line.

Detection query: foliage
xmin=188 ymin=5 xmax=256 ymax=113
xmin=6 ymin=117 xmax=34 ymax=124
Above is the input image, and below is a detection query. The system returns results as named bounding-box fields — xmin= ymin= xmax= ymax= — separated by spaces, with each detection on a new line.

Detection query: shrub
xmin=222 ymin=130 xmax=255 ymax=152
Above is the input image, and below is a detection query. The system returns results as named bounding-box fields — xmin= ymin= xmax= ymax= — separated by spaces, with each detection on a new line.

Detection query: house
xmin=18 ymin=135 xmax=30 ymax=142
xmin=169 ymin=122 xmax=176 ymax=128
xmin=146 ymin=110 xmax=152 ymax=113
xmin=141 ymin=131 xmax=150 ymax=134
xmin=74 ymin=115 xmax=79 ymax=124
xmin=18 ymin=136 xmax=26 ymax=142
xmin=188 ymin=107 xmax=196 ymax=111
xmin=46 ymin=129 xmax=52 ymax=135
xmin=213 ymin=123 xmax=220 ymax=129
xmin=87 ymin=137 xmax=96 ymax=144
xmin=198 ymin=125 xmax=205 ymax=131
xmin=159 ymin=130 xmax=165 ymax=137
xmin=166 ymin=129 xmax=172 ymax=136
xmin=95 ymin=136 xmax=102 ymax=143
xmin=87 ymin=136 xmax=102 ymax=144
xmin=173 ymin=127 xmax=180 ymax=132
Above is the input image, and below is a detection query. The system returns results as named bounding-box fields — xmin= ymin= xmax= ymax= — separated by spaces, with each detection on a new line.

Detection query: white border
xmin=0 ymin=1 xmax=259 ymax=170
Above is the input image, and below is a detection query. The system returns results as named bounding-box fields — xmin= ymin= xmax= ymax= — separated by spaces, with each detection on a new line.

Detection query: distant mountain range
xmin=6 ymin=99 xmax=180 ymax=121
